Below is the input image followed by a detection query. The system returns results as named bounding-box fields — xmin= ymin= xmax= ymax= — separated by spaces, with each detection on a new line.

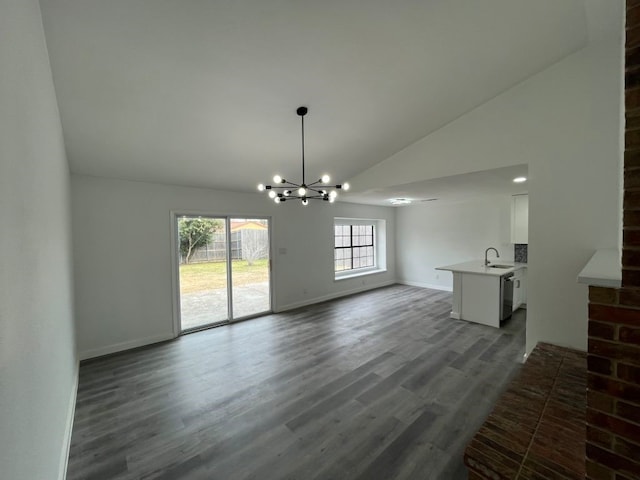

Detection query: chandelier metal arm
xmin=265 ymin=182 xmax=343 ymax=191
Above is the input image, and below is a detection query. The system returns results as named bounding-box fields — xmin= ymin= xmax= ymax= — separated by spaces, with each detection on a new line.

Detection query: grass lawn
xmin=179 ymin=259 xmax=269 ymax=294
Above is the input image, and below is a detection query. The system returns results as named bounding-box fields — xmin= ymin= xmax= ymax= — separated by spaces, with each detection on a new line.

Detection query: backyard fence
xmin=181 ymin=229 xmax=268 ymax=264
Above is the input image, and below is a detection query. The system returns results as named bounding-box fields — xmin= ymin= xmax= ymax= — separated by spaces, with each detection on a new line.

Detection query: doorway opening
xmin=175 ymin=215 xmax=271 ymax=332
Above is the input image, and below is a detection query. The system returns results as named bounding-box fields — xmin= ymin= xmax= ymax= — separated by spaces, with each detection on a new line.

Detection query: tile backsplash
xmin=514 ymin=244 xmax=528 ymax=263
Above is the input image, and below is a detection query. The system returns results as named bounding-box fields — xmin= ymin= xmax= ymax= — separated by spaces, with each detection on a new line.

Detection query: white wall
xmin=71 ymin=175 xmax=396 ymax=359
xmin=525 ymin=34 xmax=623 ymax=353
xmin=0 ymin=1 xmax=77 ymax=479
xmin=396 ymin=196 xmax=513 ymax=290
xmin=355 ymin=1 xmax=624 ymax=353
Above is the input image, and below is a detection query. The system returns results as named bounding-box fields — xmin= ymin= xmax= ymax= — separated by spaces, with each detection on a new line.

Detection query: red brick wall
xmin=585 ymin=2 xmax=640 ymax=478
xmin=587 ymin=288 xmax=640 ymax=478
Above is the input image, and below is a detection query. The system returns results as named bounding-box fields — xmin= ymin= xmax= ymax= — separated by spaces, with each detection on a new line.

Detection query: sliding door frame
xmin=170 ymin=211 xmax=273 ymax=337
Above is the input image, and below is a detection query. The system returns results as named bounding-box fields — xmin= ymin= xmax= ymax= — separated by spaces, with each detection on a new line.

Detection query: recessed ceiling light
xmin=389 ymin=198 xmax=412 ymax=205
xmin=513 ymin=177 xmax=527 ymax=183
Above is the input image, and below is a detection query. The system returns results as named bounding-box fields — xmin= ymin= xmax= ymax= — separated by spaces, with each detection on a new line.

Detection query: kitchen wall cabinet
xmin=511 ymin=194 xmax=528 ymax=244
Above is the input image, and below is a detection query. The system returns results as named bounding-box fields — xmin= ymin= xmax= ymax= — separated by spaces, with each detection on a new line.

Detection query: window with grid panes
xmin=334 ymin=224 xmax=375 ymax=272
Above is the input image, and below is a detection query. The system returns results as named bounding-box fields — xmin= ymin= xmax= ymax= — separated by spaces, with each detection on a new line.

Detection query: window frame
xmin=334 ymin=218 xmax=386 ymax=280
xmin=334 ymin=224 xmax=375 ymax=272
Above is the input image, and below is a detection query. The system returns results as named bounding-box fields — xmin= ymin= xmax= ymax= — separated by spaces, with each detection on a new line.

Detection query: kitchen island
xmin=436 ymin=260 xmax=526 ymax=328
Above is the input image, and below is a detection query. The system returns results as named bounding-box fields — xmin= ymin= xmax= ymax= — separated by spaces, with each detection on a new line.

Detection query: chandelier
xmin=258 ymin=106 xmax=349 ymax=205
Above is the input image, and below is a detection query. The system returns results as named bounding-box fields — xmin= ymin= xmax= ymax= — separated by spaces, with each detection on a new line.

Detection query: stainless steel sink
xmin=487 ymin=264 xmax=513 ymax=269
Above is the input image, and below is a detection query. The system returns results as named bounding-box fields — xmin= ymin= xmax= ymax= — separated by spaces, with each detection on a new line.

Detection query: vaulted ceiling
xmin=39 ymin=0 xmax=587 ymax=202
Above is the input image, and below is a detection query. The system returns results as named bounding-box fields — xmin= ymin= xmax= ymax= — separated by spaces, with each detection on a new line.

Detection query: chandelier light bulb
xmin=298 ymin=187 xmax=306 ymax=196
xmin=329 ymin=196 xmax=336 ymax=203
xmin=257 ymin=183 xmax=265 ymax=191
xmin=273 ymin=175 xmax=283 ymax=184
xmin=268 ymin=190 xmax=276 ymax=199
xmin=343 ymin=182 xmax=350 ymax=191
xmin=284 ymin=190 xmax=291 ymax=196
xmin=302 ymin=198 xmax=309 ymax=206
xmin=329 ymin=190 xmax=338 ymax=199
xmin=274 ymin=197 xmax=281 ymax=203
xmin=321 ymin=174 xmax=330 ymax=183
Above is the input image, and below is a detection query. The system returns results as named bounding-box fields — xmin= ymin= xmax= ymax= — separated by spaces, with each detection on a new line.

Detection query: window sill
xmin=334 ymin=268 xmax=387 ymax=281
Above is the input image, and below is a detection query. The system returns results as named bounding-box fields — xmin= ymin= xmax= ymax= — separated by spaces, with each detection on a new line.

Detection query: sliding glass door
xmin=229 ymin=218 xmax=271 ymax=318
xmin=176 ymin=215 xmax=271 ymax=332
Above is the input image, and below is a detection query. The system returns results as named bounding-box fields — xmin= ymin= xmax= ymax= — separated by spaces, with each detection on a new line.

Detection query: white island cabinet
xmin=436 ymin=260 xmax=527 ymax=328
xmin=512 ymin=267 xmax=527 ymax=310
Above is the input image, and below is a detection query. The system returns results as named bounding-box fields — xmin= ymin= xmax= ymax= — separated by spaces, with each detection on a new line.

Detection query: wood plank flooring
xmin=67 ymin=285 xmax=526 ymax=480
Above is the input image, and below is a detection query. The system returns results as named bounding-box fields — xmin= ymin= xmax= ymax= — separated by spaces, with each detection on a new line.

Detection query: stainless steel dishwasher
xmin=500 ymin=273 xmax=515 ymax=321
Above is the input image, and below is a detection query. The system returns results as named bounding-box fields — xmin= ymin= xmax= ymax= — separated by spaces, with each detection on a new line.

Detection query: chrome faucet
xmin=484 ymin=247 xmax=500 ymax=266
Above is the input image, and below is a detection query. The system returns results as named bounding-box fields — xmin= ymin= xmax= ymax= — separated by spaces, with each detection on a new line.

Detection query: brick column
xmin=587 ymin=287 xmax=640 ymax=479
xmin=585 ymin=2 xmax=640 ymax=478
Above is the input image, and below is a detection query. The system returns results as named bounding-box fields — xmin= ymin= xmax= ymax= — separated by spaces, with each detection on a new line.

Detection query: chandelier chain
xmin=301 ymin=113 xmax=305 ymax=186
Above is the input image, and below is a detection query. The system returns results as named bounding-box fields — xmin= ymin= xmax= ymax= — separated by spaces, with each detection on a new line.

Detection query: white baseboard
xmin=397 ymin=280 xmax=453 ymax=292
xmin=79 ymin=333 xmax=174 ymax=361
xmin=58 ymin=363 xmax=79 ymax=480
xmin=275 ymin=280 xmax=396 ymax=313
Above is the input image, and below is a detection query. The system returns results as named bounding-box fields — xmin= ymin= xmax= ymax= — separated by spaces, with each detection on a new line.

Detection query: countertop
xmin=436 ymin=260 xmax=527 ymax=276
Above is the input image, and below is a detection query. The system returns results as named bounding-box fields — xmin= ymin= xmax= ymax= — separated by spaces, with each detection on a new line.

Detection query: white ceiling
xmin=345 ymin=165 xmax=528 ymax=207
xmin=39 ymin=0 xmax=587 ymax=204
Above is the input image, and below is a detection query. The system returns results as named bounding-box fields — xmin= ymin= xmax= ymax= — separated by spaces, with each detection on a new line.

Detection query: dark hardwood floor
xmin=67 ymin=284 xmax=526 ymax=480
